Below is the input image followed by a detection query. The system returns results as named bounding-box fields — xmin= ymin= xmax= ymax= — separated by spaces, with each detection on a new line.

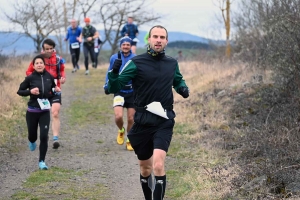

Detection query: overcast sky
xmin=0 ymin=0 xmax=226 ymax=39
xmin=144 ymin=0 xmax=224 ymax=39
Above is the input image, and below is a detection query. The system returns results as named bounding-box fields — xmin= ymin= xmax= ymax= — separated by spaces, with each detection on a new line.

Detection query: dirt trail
xmin=0 ymin=69 xmax=143 ymax=199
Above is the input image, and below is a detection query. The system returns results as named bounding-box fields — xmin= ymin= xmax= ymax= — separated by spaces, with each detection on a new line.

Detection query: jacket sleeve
xmin=51 ymin=77 xmax=57 ymax=89
xmin=120 ymin=25 xmax=126 ymax=36
xmin=17 ymin=76 xmax=31 ymax=96
xmin=108 ymin=60 xmax=137 ymax=93
xmin=173 ymin=63 xmax=188 ymax=93
xmin=26 ymin=62 xmax=34 ymax=76
xmin=104 ymin=55 xmax=115 ymax=88
xmin=60 ymin=57 xmax=66 ymax=78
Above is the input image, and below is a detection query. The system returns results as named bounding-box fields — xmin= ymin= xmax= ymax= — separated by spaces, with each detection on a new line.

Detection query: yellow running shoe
xmin=126 ymin=138 xmax=134 ymax=151
xmin=117 ymin=127 xmax=125 ymax=145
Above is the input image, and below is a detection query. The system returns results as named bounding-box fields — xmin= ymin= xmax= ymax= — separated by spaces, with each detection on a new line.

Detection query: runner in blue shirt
xmin=121 ymin=17 xmax=139 ymax=54
xmin=104 ymin=36 xmax=136 ymax=151
xmin=64 ymin=19 xmax=82 ymax=73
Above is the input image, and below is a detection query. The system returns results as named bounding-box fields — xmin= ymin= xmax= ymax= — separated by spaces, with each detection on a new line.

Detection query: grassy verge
xmin=166 ymin=123 xmax=229 ymax=200
xmin=0 ymin=58 xmax=29 ymax=149
xmin=11 ymin=167 xmax=108 ymax=200
xmin=66 ymin=67 xmax=113 ymax=127
xmin=165 ymin=61 xmax=263 ymax=199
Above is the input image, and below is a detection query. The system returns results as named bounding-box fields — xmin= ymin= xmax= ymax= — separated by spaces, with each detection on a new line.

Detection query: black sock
xmin=140 ymin=174 xmax=152 ymax=200
xmin=153 ymin=175 xmax=166 ymax=200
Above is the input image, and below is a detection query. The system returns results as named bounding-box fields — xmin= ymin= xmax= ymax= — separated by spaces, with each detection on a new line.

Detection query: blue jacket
xmin=104 ymin=51 xmax=136 ymax=93
xmin=121 ymin=23 xmax=139 ymax=40
xmin=65 ymin=26 xmax=82 ymax=44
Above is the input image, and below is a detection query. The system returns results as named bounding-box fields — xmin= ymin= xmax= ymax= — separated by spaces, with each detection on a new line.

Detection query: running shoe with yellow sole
xmin=126 ymin=138 xmax=134 ymax=151
xmin=117 ymin=127 xmax=125 ymax=145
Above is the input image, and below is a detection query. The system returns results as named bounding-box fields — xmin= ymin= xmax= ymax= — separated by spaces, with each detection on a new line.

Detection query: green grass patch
xmin=66 ymin=68 xmax=113 ymax=127
xmin=174 ymin=123 xmax=196 ymax=135
xmin=0 ymin=103 xmax=27 ymax=150
xmin=11 ymin=191 xmax=40 ymax=200
xmin=96 ymin=139 xmax=103 ymax=144
xmin=11 ymin=167 xmax=108 ymax=200
xmin=166 ymin=169 xmax=192 ymax=198
xmin=67 ymin=95 xmax=113 ymax=126
xmin=167 ymin=123 xmax=229 ymax=199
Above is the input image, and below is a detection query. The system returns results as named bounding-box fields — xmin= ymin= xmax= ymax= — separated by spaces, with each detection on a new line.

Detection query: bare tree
xmin=97 ymin=0 xmax=162 ymax=55
xmin=3 ymin=0 xmax=65 ymax=52
xmin=77 ymin=0 xmax=99 ymax=18
xmin=215 ymin=0 xmax=232 ymax=58
xmin=48 ymin=0 xmax=68 ymax=54
xmin=72 ymin=0 xmax=78 ymax=18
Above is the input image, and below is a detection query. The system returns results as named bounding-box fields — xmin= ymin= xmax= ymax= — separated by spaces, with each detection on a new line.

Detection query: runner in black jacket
xmin=17 ymin=54 xmax=61 ymax=170
xmin=107 ymin=25 xmax=189 ymax=200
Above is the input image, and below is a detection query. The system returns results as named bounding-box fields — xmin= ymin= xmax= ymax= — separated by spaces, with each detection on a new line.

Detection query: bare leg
xmin=51 ymin=103 xmax=61 ymax=137
xmin=126 ymin=108 xmax=135 ymax=132
xmin=153 ymin=149 xmax=167 ymax=200
xmin=139 ymin=157 xmax=153 ymax=200
xmin=114 ymin=106 xmax=124 ymax=130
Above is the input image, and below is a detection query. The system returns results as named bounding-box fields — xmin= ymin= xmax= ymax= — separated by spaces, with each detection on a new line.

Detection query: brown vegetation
xmin=168 ymin=59 xmax=300 ymax=199
xmin=0 ymin=57 xmax=28 ymax=147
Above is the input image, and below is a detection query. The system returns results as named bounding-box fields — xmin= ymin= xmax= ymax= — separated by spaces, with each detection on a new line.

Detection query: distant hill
xmin=167 ymin=41 xmax=211 ymax=50
xmin=0 ymin=30 xmax=220 ymax=55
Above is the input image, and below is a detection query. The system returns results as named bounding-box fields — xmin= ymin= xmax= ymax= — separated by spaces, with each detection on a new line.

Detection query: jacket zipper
xmin=41 ymin=74 xmax=44 ymax=97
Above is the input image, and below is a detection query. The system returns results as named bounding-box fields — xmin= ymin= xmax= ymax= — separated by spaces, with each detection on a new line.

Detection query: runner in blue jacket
xmin=121 ymin=17 xmax=139 ymax=54
xmin=64 ymin=19 xmax=82 ymax=72
xmin=104 ymin=36 xmax=136 ymax=151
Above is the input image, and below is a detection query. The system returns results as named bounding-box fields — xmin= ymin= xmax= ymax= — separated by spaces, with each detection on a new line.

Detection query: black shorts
xmin=50 ymin=94 xmax=62 ymax=105
xmin=131 ymin=41 xmax=137 ymax=46
xmin=128 ymin=119 xmax=175 ymax=160
xmin=113 ymin=92 xmax=134 ymax=108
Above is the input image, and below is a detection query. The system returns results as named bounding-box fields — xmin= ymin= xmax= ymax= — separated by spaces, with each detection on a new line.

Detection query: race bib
xmin=37 ymin=98 xmax=51 ymax=110
xmin=71 ymin=42 xmax=80 ymax=49
xmin=94 ymin=48 xmax=99 ymax=53
xmin=113 ymin=95 xmax=125 ymax=107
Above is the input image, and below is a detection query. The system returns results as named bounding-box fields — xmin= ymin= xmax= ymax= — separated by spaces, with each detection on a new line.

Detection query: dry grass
xmin=174 ymin=60 xmax=266 ymax=129
xmin=167 ymin=60 xmax=269 ymax=199
xmin=0 ymin=57 xmax=29 ymax=147
xmin=0 ymin=59 xmax=28 ymax=114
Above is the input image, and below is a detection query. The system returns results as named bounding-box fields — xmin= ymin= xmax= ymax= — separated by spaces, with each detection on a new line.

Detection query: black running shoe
xmin=53 ymin=140 xmax=60 ymax=149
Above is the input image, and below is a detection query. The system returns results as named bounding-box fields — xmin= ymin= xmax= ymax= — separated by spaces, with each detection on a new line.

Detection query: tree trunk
xmin=63 ymin=0 xmax=68 ymax=54
xmin=225 ymin=0 xmax=231 ymax=58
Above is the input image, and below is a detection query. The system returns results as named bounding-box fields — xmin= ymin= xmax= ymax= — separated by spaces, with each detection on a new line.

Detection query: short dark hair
xmin=32 ymin=54 xmax=45 ymax=65
xmin=42 ymin=38 xmax=56 ymax=49
xmin=148 ymin=25 xmax=168 ymax=40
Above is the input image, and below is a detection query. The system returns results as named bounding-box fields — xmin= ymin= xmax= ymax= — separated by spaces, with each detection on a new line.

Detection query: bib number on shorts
xmin=94 ymin=48 xmax=99 ymax=53
xmin=37 ymin=98 xmax=51 ymax=110
xmin=113 ymin=95 xmax=125 ymax=107
xmin=71 ymin=42 xmax=80 ymax=49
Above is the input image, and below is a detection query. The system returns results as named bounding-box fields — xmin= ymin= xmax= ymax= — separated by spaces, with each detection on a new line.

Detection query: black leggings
xmin=26 ymin=111 xmax=50 ymax=162
xmin=95 ymin=50 xmax=100 ymax=67
xmin=83 ymin=44 xmax=95 ymax=70
xmin=69 ymin=45 xmax=80 ymax=69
